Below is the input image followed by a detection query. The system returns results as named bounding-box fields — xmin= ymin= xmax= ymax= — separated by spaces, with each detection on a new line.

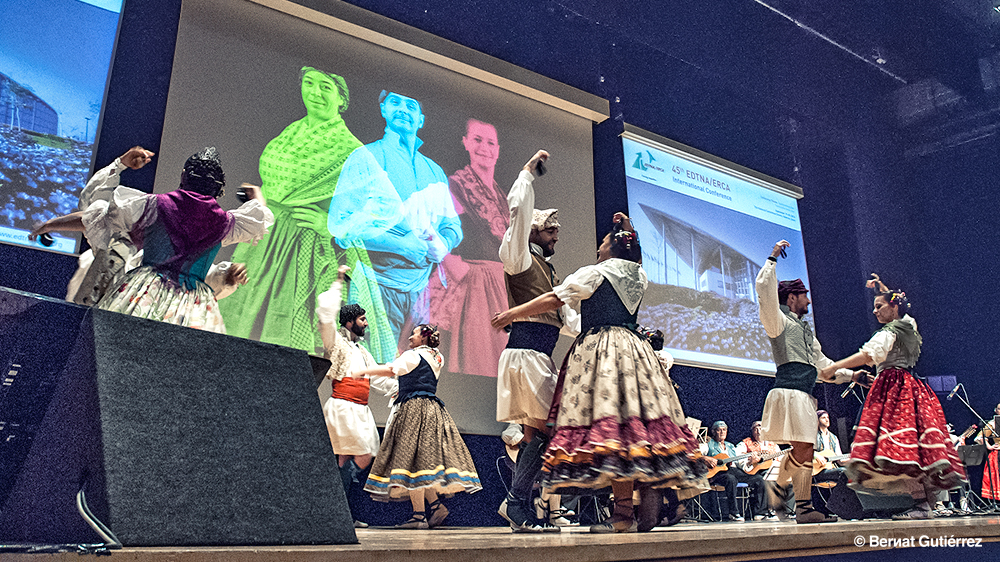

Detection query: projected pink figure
xmin=428 ymin=119 xmax=510 ymax=377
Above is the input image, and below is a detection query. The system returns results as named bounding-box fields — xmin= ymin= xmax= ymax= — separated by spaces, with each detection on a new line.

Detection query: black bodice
xmin=579 ymin=279 xmax=638 ymax=333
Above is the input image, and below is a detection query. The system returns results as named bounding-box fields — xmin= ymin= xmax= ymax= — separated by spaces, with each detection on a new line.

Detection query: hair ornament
xmin=614 ymin=230 xmax=638 ymax=250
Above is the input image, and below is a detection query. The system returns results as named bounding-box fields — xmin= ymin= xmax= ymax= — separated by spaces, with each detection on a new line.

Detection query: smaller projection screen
xmin=0 ymin=0 xmax=123 ymax=255
xmin=622 ymin=127 xmax=811 ymax=376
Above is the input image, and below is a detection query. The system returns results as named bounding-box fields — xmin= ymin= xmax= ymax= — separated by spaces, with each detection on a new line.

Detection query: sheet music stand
xmin=958 ymin=444 xmax=986 ymax=466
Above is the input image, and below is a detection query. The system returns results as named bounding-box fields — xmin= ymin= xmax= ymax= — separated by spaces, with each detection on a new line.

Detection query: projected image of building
xmin=0 ymin=72 xmax=58 ymax=136
xmin=638 ymin=203 xmax=761 ymax=302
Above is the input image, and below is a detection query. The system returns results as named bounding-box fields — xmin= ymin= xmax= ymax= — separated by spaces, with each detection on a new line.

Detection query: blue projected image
xmin=0 ymin=0 xmax=122 ymax=254
xmin=623 ymin=134 xmax=810 ymax=375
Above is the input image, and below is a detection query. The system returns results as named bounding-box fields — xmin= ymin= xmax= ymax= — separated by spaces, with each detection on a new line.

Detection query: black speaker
xmin=0 ymin=287 xmax=355 ymax=546
xmin=826 ymin=472 xmax=916 ymax=520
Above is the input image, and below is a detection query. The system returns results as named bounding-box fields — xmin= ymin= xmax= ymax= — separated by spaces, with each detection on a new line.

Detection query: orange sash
xmin=330 ymin=377 xmax=370 ymax=405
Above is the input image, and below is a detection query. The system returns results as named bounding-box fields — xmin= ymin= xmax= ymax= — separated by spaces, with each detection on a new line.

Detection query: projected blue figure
xmin=363 ymin=90 xmax=462 ymax=348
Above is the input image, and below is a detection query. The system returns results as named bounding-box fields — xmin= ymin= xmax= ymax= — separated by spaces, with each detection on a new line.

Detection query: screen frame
xmin=622 ymin=122 xmax=810 ymax=377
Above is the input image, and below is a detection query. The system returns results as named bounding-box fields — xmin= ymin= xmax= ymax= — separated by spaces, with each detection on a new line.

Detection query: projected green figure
xmin=220 ymin=67 xmax=401 ymax=360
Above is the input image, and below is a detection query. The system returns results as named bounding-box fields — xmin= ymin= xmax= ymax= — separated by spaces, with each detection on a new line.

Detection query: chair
xmin=735 ymin=482 xmax=751 ymax=518
xmin=813 ymin=480 xmax=837 ymax=510
xmin=689 ymin=483 xmax=749 ymax=521
xmin=688 ymin=486 xmax=725 ymax=521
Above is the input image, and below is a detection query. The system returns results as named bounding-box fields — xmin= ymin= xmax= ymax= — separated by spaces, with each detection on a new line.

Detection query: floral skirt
xmin=98 ymin=267 xmax=225 ymax=333
xmin=846 ymin=367 xmax=966 ymax=494
xmin=543 ymin=326 xmax=707 ymax=494
xmin=364 ymin=397 xmax=482 ymax=500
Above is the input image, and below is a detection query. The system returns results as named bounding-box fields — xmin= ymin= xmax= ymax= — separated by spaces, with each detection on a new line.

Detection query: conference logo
xmin=632 ymin=151 xmax=665 ymax=173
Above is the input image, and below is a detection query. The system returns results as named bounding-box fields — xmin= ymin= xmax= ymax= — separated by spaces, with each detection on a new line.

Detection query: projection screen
xmin=623 ymin=125 xmax=811 ymax=376
xmin=155 ymin=0 xmax=607 ymax=433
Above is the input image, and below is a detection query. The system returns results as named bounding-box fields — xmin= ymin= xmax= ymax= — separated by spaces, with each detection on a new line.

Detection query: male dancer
xmin=756 ymin=240 xmax=854 ymax=523
xmin=494 ymin=150 xmax=572 ymax=533
xmin=317 ymin=265 xmax=398 ymax=527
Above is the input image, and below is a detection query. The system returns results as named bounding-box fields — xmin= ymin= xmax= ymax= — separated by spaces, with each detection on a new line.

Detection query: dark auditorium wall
xmin=3 ymin=0 xmax=996 ymax=524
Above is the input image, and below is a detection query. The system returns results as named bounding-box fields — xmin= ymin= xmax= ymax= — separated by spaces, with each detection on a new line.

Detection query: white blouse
xmin=81 ymin=186 xmax=273 ymax=251
xmin=860 ymin=315 xmax=918 ymax=365
xmin=553 ymin=258 xmax=647 ymax=315
xmin=389 ymin=346 xmax=444 ymax=379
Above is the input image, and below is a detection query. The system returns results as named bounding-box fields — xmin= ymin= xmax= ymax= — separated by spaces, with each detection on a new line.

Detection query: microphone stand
xmin=949 ymin=385 xmax=1000 ymax=513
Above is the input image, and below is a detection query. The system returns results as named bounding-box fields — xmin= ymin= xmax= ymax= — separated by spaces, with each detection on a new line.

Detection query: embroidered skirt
xmin=543 ymin=326 xmax=707 ymax=494
xmin=846 ymin=367 xmax=966 ymax=494
xmin=364 ymin=397 xmax=482 ymax=500
xmin=98 ymin=266 xmax=225 ymax=333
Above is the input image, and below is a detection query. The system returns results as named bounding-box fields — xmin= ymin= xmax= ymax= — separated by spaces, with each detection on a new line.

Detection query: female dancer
xmin=491 ymin=214 xmax=707 ymax=533
xmin=820 ymin=275 xmax=966 ymax=518
xmin=30 ymin=146 xmax=272 ymax=332
xmin=357 ymin=324 xmax=482 ymax=528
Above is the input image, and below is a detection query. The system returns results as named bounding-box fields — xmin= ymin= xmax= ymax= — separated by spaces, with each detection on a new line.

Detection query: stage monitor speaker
xmin=826 ymin=473 xmax=915 ymax=520
xmin=0 ymin=288 xmax=355 ymax=546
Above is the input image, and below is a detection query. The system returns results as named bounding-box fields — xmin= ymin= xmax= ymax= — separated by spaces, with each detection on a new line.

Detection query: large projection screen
xmin=0 ymin=0 xmax=123 ymax=255
xmin=623 ymin=126 xmax=811 ymax=376
xmin=155 ymin=0 xmax=605 ymax=434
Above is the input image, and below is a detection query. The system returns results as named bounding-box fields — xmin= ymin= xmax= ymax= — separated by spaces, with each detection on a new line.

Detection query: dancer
xmin=428 ymin=118 xmax=509 ymax=377
xmin=819 ymin=274 xmax=967 ymax=518
xmin=316 ymin=265 xmax=399 ymax=528
xmin=359 ymin=324 xmax=482 ymax=528
xmin=755 ymin=240 xmax=854 ymax=523
xmin=493 ymin=149 xmax=572 ymax=532
xmin=30 ymin=147 xmax=272 ymax=332
xmin=492 ymin=213 xmax=707 ymax=533
xmin=62 ymin=146 xmax=248 ymax=305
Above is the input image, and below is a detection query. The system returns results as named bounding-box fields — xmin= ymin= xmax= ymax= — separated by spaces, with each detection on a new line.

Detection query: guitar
xmin=702 ymin=448 xmax=788 ymax=479
xmin=811 ymin=449 xmax=850 ymax=476
xmin=745 ymin=449 xmax=789 ymax=476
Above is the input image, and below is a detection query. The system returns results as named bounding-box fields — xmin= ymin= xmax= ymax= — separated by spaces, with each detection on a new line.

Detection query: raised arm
xmin=756 ymin=241 xmax=789 ymax=338
xmin=78 ymin=146 xmax=155 ymax=210
xmin=499 ymin=150 xmax=548 ymax=275
xmin=316 ymin=265 xmax=350 ymax=351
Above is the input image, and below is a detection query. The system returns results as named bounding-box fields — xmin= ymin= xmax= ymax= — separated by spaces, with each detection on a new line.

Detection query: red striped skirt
xmin=846 ymin=367 xmax=966 ymax=495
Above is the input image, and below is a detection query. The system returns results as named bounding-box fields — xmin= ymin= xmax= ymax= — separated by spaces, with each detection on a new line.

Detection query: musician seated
xmin=736 ymin=421 xmax=781 ymax=521
xmin=700 ymin=421 xmax=767 ymax=521
xmin=813 ymin=410 xmax=845 ymax=484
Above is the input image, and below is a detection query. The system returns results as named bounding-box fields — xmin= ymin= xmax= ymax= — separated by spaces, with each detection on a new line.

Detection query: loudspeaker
xmin=826 ymin=473 xmax=916 ymax=520
xmin=0 ymin=287 xmax=355 ymax=546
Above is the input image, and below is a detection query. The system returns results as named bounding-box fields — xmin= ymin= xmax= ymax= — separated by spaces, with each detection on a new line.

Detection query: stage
xmin=4 ymin=515 xmax=1000 ymax=562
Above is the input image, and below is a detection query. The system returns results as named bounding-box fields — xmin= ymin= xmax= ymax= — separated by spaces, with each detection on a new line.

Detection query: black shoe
xmin=498 ymin=498 xmax=544 ymax=533
xmin=533 ymin=516 xmax=561 ymax=533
